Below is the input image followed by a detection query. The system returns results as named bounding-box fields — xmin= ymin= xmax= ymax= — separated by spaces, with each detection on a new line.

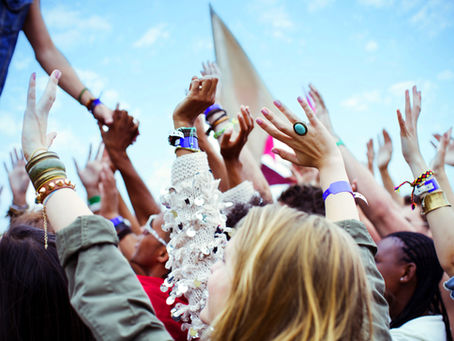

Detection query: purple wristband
xmin=177 ymin=135 xmax=199 ymax=149
xmin=110 ymin=216 xmax=124 ymax=227
xmin=323 ymin=181 xmax=353 ymax=201
xmin=90 ymin=98 xmax=102 ymax=113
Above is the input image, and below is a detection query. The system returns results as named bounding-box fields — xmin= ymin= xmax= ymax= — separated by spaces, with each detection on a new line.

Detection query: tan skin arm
xmin=22 ymin=0 xmax=113 ymax=124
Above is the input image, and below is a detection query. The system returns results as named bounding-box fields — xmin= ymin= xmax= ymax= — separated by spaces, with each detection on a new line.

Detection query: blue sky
xmin=1 ymin=0 xmax=453 ymax=230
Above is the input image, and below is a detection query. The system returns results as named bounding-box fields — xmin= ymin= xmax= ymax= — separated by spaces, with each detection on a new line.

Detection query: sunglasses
xmin=142 ymin=214 xmax=167 ymax=247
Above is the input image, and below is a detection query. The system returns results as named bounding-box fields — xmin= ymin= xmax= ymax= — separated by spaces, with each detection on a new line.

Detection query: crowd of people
xmin=1 ymin=60 xmax=454 ymax=341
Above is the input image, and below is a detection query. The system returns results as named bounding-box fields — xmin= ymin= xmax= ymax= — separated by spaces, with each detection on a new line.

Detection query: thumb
xmin=46 ymin=132 xmax=57 ymax=148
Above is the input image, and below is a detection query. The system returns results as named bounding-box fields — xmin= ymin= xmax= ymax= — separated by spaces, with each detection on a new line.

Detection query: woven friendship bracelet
xmin=394 ymin=170 xmax=433 ymax=210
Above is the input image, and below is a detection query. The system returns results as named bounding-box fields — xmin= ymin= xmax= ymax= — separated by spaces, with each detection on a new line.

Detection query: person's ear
xmin=400 ymin=262 xmax=416 ymax=283
xmin=156 ymin=246 xmax=169 ymax=264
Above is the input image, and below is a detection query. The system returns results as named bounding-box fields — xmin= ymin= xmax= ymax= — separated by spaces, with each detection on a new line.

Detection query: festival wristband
xmin=110 ymin=216 xmax=124 ymax=227
xmin=323 ymin=181 xmax=353 ymax=201
xmin=414 ymin=177 xmax=440 ymax=196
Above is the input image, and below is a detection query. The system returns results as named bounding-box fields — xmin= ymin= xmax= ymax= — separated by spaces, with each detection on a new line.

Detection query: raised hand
xmin=366 ymin=139 xmax=375 ymax=174
xmin=93 ymin=103 xmax=114 ymax=126
xmin=256 ymin=98 xmax=340 ymax=170
xmin=22 ymin=70 xmax=60 ymax=161
xmin=99 ymin=164 xmax=119 ymax=220
xmin=308 ymin=84 xmax=335 ymax=136
xmin=220 ymin=105 xmax=254 ymax=162
xmin=396 ymin=86 xmax=422 ymax=166
xmin=74 ymin=143 xmax=104 ymax=197
xmin=172 ymin=76 xmax=218 ymax=128
xmin=201 ymin=61 xmax=222 ymax=103
xmin=100 ymin=107 xmax=139 ymax=154
xmin=432 ymin=130 xmax=454 ymax=167
xmin=377 ymin=129 xmax=393 ymax=170
xmin=3 ymin=148 xmax=29 ymax=206
xmin=431 ymin=128 xmax=453 ymax=172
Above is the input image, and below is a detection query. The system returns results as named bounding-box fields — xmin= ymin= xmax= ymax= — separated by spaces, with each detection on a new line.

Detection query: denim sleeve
xmin=444 ymin=276 xmax=454 ymax=300
xmin=56 ymin=215 xmax=172 ymax=341
xmin=337 ymin=219 xmax=392 ymax=341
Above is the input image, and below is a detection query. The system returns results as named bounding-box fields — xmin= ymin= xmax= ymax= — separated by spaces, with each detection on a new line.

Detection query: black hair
xmin=278 ymin=184 xmax=325 ymax=216
xmin=388 ymin=231 xmax=452 ymax=340
xmin=0 ymin=225 xmax=94 ymax=340
xmin=226 ymin=195 xmax=265 ymax=229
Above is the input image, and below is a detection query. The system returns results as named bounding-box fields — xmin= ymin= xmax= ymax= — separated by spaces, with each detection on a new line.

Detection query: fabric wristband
xmin=414 ymin=177 xmax=440 ymax=196
xmin=115 ymin=221 xmax=133 ymax=241
xmin=323 ymin=181 xmax=353 ymax=201
xmin=110 ymin=216 xmax=124 ymax=227
xmin=88 ymin=195 xmax=101 ymax=205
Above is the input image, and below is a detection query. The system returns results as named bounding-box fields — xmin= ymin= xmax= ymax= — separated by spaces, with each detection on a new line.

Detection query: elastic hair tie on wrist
xmin=77 ymin=87 xmax=89 ymax=104
xmin=394 ymin=170 xmax=433 ymax=210
xmin=336 ymin=139 xmax=345 ymax=147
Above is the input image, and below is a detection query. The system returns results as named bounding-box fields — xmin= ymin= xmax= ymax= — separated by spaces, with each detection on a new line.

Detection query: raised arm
xmin=376 ymin=129 xmax=404 ymax=205
xmin=219 ymin=105 xmax=254 ymax=189
xmin=431 ymin=128 xmax=454 ymax=206
xmin=23 ymin=0 xmax=113 ymax=124
xmin=21 ymin=70 xmax=171 ymax=340
xmin=4 ymin=148 xmax=30 ymax=221
xmin=100 ymin=109 xmax=160 ymax=226
xmin=397 ymin=86 xmax=454 ymax=276
xmin=309 ymin=84 xmax=415 ymax=236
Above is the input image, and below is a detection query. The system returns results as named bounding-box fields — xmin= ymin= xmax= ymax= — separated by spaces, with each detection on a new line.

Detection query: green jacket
xmin=339 ymin=219 xmax=392 ymax=341
xmin=56 ymin=215 xmax=173 ymax=341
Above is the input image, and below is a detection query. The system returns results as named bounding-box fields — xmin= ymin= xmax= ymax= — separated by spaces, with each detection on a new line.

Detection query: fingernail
xmin=54 ymin=70 xmax=61 ymax=80
xmin=32 ymin=72 xmax=36 ymax=80
xmin=274 ymin=100 xmax=281 ymax=107
xmin=271 ymin=148 xmax=278 ymax=154
xmin=261 ymin=108 xmax=270 ymax=115
xmin=297 ymin=96 xmax=303 ymax=103
xmin=256 ymin=118 xmax=263 ymax=124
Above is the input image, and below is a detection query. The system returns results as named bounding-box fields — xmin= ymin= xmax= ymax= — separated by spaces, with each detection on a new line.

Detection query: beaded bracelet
xmin=77 ymin=87 xmax=89 ymax=104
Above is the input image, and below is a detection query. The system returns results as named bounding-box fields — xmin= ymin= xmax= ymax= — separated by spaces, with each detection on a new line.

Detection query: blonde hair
xmin=210 ymin=204 xmax=372 ymax=341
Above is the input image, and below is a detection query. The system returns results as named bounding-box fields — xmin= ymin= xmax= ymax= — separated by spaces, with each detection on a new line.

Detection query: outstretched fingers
xmin=396 ymin=109 xmax=407 ymax=137
xmin=297 ymin=96 xmax=318 ymax=127
xmin=260 ymin=107 xmax=294 ymax=137
xmin=256 ymin=116 xmax=292 ymax=146
xmin=37 ymin=70 xmax=60 ymax=116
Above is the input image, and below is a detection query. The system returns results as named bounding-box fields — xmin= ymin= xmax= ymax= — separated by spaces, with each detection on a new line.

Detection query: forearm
xmin=110 ymin=151 xmax=160 ymax=225
xmin=319 ymin=156 xmax=359 ymax=222
xmin=118 ymin=192 xmax=141 ymax=234
xmin=433 ymin=168 xmax=454 ymax=207
xmin=379 ymin=166 xmax=404 ymax=206
xmin=339 ymin=145 xmax=415 ymax=235
xmin=203 ymin=143 xmax=230 ymax=192
xmin=224 ymin=158 xmax=244 ymax=190
xmin=239 ymin=147 xmax=272 ymax=203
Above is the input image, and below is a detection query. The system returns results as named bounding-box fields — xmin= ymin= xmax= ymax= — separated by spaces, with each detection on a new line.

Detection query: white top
xmin=390 ymin=315 xmax=446 ymax=341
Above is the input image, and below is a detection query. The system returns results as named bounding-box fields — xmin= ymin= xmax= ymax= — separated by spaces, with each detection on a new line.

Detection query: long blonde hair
xmin=209 ymin=204 xmax=373 ymax=341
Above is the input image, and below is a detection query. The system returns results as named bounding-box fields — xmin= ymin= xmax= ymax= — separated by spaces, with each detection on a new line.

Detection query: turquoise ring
xmin=293 ymin=122 xmax=308 ymax=136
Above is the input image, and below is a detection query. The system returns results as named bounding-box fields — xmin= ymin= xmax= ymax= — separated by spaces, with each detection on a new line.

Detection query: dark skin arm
xmin=220 ymin=105 xmax=255 ymax=189
xmin=100 ymin=109 xmax=160 ymax=225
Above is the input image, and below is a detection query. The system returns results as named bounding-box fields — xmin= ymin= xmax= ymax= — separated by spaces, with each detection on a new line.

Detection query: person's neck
xmin=389 ymin=284 xmax=416 ymax=321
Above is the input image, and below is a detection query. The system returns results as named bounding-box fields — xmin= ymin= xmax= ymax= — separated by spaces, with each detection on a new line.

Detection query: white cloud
xmin=410 ymin=0 xmax=454 ymax=36
xmin=308 ymin=0 xmax=336 ymax=12
xmin=133 ymin=24 xmax=169 ymax=48
xmin=12 ymin=57 xmax=32 ymax=71
xmin=437 ymin=69 xmax=454 ymax=81
xmin=388 ymin=81 xmax=414 ymax=98
xmin=0 ymin=111 xmax=21 ymax=137
xmin=357 ymin=0 xmax=394 ymax=8
xmin=43 ymin=6 xmax=111 ymax=48
xmin=341 ymin=90 xmax=382 ymax=112
xmin=365 ymin=40 xmax=378 ymax=52
xmin=258 ymin=5 xmax=294 ymax=41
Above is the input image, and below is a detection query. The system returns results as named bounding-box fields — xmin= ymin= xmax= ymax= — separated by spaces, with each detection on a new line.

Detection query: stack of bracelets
xmin=204 ymin=104 xmax=234 ymax=139
xmin=395 ymin=170 xmax=451 ymax=215
xmin=25 ymin=150 xmax=75 ymax=248
xmin=168 ymin=126 xmax=200 ymax=152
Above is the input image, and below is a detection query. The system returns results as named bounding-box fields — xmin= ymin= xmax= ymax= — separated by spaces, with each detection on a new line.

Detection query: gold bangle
xmin=422 ymin=191 xmax=451 ymax=215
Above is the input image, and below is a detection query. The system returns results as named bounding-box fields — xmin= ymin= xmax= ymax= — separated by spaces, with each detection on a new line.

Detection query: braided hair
xmin=388 ymin=231 xmax=452 ymax=340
